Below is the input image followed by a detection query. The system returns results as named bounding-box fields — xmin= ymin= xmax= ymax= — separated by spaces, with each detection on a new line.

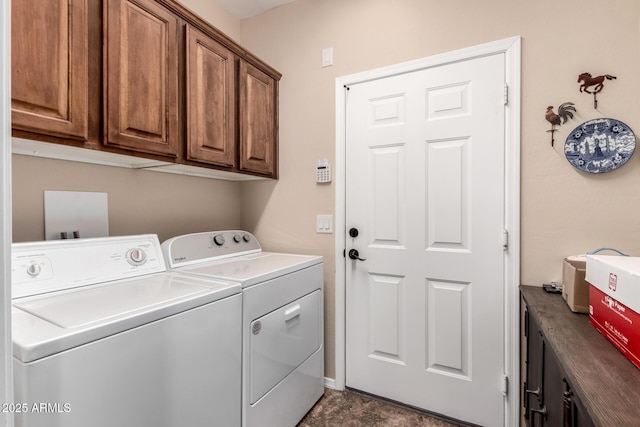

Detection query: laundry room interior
xmin=3 ymin=0 xmax=640 ymax=426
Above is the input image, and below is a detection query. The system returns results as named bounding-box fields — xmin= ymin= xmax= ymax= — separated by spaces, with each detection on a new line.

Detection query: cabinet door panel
xmin=105 ymin=0 xmax=178 ymax=156
xmin=525 ymin=313 xmax=544 ymax=425
xmin=542 ymin=345 xmax=564 ymax=426
xmin=186 ymin=25 xmax=235 ymax=167
xmin=572 ymin=390 xmax=595 ymax=427
xmin=239 ymin=61 xmax=277 ymax=177
xmin=11 ymin=0 xmax=88 ymax=140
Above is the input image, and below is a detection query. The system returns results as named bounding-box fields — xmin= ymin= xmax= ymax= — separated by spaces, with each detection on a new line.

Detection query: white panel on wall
xmin=426 ymin=138 xmax=469 ymax=251
xmin=44 ymin=191 xmax=109 ymax=240
xmin=369 ymin=144 xmax=405 ymax=247
xmin=426 ymin=279 xmax=470 ymax=379
xmin=368 ymin=273 xmax=405 ymax=364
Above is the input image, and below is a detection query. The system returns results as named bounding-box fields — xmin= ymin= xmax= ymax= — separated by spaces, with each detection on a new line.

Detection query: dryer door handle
xmin=284 ymin=304 xmax=301 ymax=321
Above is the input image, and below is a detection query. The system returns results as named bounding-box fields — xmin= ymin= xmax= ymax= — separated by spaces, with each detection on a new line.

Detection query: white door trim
xmin=334 ymin=36 xmax=521 ymax=427
xmin=1 ymin=0 xmax=13 ymax=425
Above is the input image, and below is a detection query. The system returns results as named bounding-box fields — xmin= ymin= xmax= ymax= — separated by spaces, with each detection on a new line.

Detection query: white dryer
xmin=162 ymin=230 xmax=324 ymax=427
xmin=11 ymin=235 xmax=242 ymax=427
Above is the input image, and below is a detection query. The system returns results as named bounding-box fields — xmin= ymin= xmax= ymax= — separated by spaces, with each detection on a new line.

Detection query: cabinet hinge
xmin=502 ymin=230 xmax=509 ymax=250
xmin=503 ymin=375 xmax=509 ymax=396
xmin=504 ymin=84 xmax=509 ymax=105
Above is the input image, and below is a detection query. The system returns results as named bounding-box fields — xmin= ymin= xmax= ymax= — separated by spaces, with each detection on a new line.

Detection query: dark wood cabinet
xmin=105 ymin=0 xmax=179 ymax=157
xmin=521 ymin=286 xmax=640 ymax=427
xmin=523 ymin=308 xmax=545 ymax=424
xmin=524 ymin=299 xmax=596 ymax=427
xmin=238 ymin=61 xmax=278 ymax=177
xmin=568 ymin=388 xmax=594 ymax=427
xmin=11 ymin=0 xmax=88 ymax=141
xmin=185 ymin=24 xmax=235 ymax=167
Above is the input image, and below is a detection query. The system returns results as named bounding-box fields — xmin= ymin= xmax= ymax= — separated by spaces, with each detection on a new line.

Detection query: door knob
xmin=348 ymin=249 xmax=366 ymax=261
xmin=349 ymin=227 xmax=359 ymax=238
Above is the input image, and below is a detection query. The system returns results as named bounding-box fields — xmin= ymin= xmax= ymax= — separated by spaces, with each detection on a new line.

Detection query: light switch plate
xmin=321 ymin=47 xmax=333 ymax=67
xmin=316 ymin=215 xmax=333 ymax=234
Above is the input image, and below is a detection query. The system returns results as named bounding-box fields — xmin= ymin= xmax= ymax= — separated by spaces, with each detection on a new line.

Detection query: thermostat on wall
xmin=316 ymin=158 xmax=331 ymax=183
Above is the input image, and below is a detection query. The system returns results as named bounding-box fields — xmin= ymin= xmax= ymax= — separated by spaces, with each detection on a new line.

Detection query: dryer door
xmin=249 ymin=290 xmax=321 ymax=404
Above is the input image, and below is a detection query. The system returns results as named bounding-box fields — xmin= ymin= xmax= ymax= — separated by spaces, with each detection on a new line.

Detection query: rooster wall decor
xmin=545 ymin=102 xmax=576 ymax=147
xmin=578 ymin=72 xmax=616 ymax=109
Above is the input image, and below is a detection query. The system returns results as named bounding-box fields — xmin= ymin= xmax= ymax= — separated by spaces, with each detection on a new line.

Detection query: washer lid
xmin=12 ymin=272 xmax=240 ymax=363
xmin=175 ymin=252 xmax=323 ymax=287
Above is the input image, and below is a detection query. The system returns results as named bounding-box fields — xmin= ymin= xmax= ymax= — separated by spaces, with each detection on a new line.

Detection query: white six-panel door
xmin=345 ymin=53 xmax=506 ymax=426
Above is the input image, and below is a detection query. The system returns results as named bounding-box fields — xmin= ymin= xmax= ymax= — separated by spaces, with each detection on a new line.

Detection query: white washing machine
xmin=11 ymin=234 xmax=242 ymax=427
xmin=161 ymin=230 xmax=324 ymax=427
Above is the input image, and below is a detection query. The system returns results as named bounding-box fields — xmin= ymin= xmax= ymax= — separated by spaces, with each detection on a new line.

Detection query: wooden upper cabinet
xmin=12 ymin=0 xmax=280 ymax=178
xmin=238 ymin=61 xmax=278 ymax=177
xmin=11 ymin=0 xmax=88 ymax=141
xmin=104 ymin=0 xmax=179 ymax=157
xmin=185 ymin=25 xmax=235 ymax=167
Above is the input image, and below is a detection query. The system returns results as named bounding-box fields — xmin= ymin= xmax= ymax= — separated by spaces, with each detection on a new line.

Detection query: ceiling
xmin=215 ymin=0 xmax=294 ymax=19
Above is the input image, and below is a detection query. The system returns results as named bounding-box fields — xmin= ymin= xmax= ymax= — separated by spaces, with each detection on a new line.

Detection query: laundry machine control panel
xmin=12 ymin=235 xmax=166 ymax=299
xmin=162 ymin=230 xmax=261 ymax=268
xmin=211 ymin=232 xmax=252 ymax=247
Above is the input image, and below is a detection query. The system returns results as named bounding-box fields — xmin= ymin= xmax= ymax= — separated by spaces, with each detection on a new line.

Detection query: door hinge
xmin=503 ymin=375 xmax=509 ymax=396
xmin=502 ymin=230 xmax=509 ymax=250
xmin=343 ymin=249 xmax=346 ymax=258
xmin=503 ymin=84 xmax=509 ymax=105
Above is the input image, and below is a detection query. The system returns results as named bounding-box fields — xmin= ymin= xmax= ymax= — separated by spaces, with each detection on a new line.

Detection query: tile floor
xmin=298 ymin=389 xmax=462 ymax=427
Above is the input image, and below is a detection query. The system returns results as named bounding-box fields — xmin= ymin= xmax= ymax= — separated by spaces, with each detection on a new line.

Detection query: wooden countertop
xmin=521 ymin=285 xmax=640 ymax=427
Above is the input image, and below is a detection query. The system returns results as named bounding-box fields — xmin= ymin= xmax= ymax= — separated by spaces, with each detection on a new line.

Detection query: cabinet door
xmin=562 ymin=381 xmax=595 ymax=427
xmin=541 ymin=346 xmax=565 ymax=426
xmin=185 ymin=25 xmax=235 ymax=167
xmin=525 ymin=309 xmax=564 ymax=426
xmin=238 ymin=61 xmax=278 ymax=177
xmin=105 ymin=0 xmax=178 ymax=157
xmin=525 ymin=309 xmax=544 ymax=425
xmin=11 ymin=0 xmax=88 ymax=140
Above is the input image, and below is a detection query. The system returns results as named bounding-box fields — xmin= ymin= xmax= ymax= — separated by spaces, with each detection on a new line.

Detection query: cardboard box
xmin=562 ymin=255 xmax=589 ymax=313
xmin=586 ymin=255 xmax=640 ymax=370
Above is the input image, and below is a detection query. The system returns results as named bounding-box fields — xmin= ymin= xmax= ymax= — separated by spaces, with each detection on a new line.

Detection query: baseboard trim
xmin=324 ymin=377 xmax=337 ymax=390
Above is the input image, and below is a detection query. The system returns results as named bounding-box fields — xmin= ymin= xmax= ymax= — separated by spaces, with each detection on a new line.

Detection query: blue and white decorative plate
xmin=564 ymin=118 xmax=636 ymax=173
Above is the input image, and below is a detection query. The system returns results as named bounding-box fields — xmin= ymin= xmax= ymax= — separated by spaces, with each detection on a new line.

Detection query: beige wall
xmin=238 ymin=0 xmax=640 ymax=380
xmin=178 ymin=0 xmax=241 ymax=40
xmin=12 ymin=155 xmax=242 ymax=242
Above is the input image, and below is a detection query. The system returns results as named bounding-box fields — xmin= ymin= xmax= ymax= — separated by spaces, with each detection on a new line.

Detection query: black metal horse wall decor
xmin=578 ymin=72 xmax=616 ymax=109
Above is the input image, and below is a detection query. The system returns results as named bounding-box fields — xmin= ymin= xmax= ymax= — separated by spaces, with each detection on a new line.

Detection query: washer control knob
xmin=233 ymin=234 xmax=242 ymax=243
xmin=213 ymin=234 xmax=225 ymax=246
xmin=242 ymin=234 xmax=251 ymax=243
xmin=127 ymin=248 xmax=147 ymax=265
xmin=26 ymin=263 xmax=41 ymax=277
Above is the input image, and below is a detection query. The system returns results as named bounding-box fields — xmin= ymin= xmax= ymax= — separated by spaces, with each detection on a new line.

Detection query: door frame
xmin=1 ymin=0 xmax=13 ymax=424
xmin=334 ymin=36 xmax=521 ymax=426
